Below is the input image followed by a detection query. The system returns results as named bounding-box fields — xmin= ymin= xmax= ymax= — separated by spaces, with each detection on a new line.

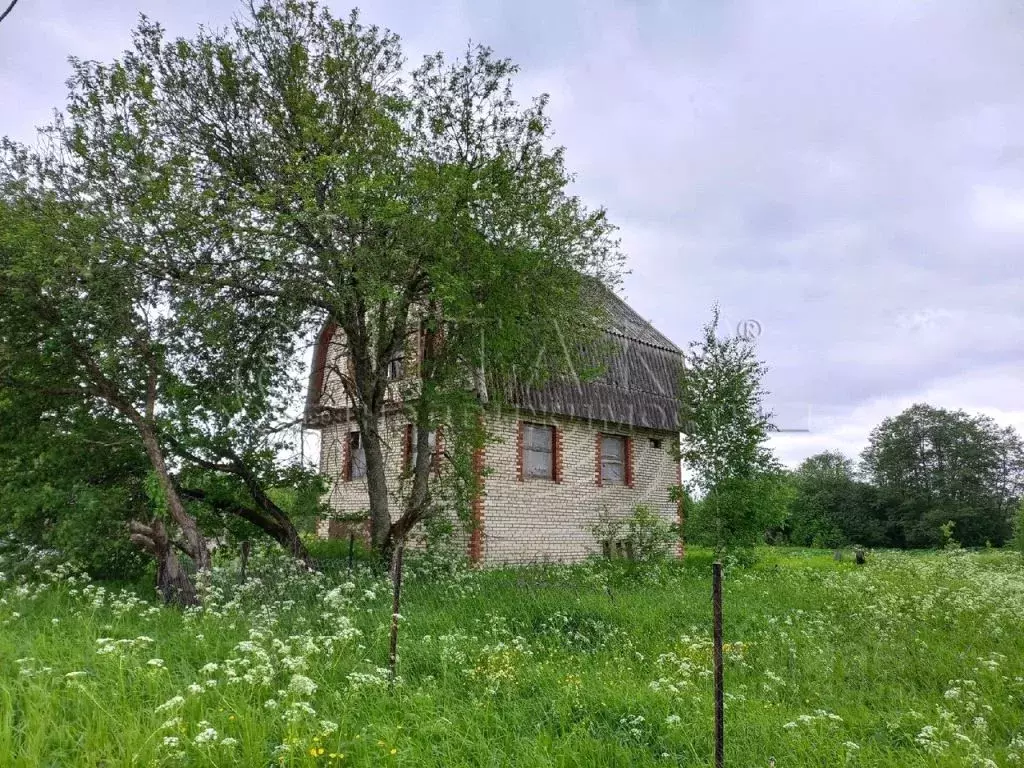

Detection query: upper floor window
xmin=523 ymin=423 xmax=555 ymax=480
xmin=386 ymin=352 xmax=405 ymax=381
xmin=346 ymin=431 xmax=366 ymax=480
xmin=600 ymin=434 xmax=627 ymax=485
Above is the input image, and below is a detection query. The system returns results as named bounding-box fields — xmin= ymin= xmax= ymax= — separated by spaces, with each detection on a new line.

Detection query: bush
xmin=591 ymin=505 xmax=676 ymax=564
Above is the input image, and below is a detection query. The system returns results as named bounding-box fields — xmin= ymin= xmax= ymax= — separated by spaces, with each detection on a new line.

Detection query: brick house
xmin=304 ymin=290 xmax=684 ymax=565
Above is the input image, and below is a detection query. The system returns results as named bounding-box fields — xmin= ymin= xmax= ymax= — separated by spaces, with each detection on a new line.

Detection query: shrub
xmin=591 ymin=505 xmax=676 ymax=563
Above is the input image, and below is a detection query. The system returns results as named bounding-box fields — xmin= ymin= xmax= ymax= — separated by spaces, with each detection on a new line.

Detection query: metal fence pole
xmin=713 ymin=560 xmax=724 ymax=768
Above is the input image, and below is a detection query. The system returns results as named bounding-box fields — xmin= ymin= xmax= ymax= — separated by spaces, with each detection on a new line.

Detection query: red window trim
xmin=403 ymin=423 xmax=413 ymax=470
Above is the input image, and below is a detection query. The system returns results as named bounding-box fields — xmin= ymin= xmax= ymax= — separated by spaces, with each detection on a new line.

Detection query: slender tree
xmin=676 ymin=305 xmax=784 ymax=555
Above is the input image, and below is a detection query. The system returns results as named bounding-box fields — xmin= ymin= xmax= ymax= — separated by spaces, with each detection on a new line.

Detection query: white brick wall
xmin=479 ymin=412 xmax=679 ymax=565
xmin=316 ymin=409 xmax=680 ymax=565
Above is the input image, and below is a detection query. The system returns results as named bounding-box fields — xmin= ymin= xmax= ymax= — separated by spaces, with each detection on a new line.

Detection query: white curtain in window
xmin=601 ymin=435 xmax=625 ymax=484
xmin=524 ymin=423 xmax=554 ymax=479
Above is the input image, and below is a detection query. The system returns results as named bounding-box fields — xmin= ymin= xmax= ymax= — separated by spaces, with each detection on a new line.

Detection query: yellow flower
xmin=309 ymin=746 xmax=325 ymax=756
xmin=390 ymin=748 xmax=397 ymax=755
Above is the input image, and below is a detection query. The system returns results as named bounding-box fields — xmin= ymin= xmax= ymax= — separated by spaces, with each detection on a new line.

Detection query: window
xmin=523 ymin=423 xmax=555 ymax=480
xmin=600 ymin=434 xmax=627 ymax=485
xmin=408 ymin=426 xmax=437 ymax=471
xmin=386 ymin=352 xmax=405 ymax=381
xmin=346 ymin=431 xmax=366 ymax=480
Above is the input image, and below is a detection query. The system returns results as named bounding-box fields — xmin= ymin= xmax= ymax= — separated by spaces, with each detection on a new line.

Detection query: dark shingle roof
xmin=507 ymin=287 xmax=684 ymax=432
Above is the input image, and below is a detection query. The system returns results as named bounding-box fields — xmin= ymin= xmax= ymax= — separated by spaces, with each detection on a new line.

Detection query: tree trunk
xmin=362 ymin=418 xmax=392 ymax=553
xmin=129 ymin=519 xmax=198 ymax=607
xmin=178 ymin=487 xmax=316 ymax=571
xmin=136 ymin=423 xmax=211 ymax=572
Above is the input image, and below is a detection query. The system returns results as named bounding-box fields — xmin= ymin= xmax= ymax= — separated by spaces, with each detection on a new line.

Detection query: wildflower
xmin=288 ymin=674 xmax=318 ymax=697
xmin=155 ymin=695 xmax=185 ymax=713
xmin=309 ymin=746 xmax=326 ymax=756
xmin=187 ymin=683 xmax=203 ymax=694
xmin=194 ymin=727 xmax=219 ymax=744
xmin=162 ymin=736 xmax=180 ymax=748
xmin=665 ymin=714 xmax=681 ymax=726
xmin=146 ymin=659 xmax=165 ymax=668
xmin=221 ymin=737 xmax=239 ymax=747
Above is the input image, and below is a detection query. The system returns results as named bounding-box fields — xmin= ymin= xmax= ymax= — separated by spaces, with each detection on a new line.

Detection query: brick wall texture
xmin=316 ymin=409 xmax=679 ymax=565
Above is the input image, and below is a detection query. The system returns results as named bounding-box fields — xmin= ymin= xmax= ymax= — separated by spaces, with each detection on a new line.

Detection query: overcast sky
xmin=2 ymin=0 xmax=1022 ymax=468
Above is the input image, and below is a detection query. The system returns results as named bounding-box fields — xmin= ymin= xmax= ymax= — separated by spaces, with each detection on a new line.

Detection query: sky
xmin=2 ymin=0 xmax=1022 ymax=468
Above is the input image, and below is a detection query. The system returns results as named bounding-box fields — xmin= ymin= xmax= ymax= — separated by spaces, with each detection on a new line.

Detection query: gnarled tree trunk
xmin=129 ymin=518 xmax=198 ymax=607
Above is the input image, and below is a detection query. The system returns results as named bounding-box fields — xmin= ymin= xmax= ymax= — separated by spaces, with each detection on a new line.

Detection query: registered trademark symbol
xmin=736 ymin=318 xmax=762 ymax=341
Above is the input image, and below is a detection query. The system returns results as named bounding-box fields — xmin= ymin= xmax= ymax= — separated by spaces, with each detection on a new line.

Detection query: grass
xmin=2 ymin=541 xmax=1024 ymax=767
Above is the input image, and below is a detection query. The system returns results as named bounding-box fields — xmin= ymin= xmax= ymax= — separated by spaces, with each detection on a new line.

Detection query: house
xmin=304 ymin=290 xmax=684 ymax=565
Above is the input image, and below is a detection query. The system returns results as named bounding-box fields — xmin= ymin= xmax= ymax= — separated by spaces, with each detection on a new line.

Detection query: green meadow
xmin=2 ymin=542 xmax=1023 ymax=767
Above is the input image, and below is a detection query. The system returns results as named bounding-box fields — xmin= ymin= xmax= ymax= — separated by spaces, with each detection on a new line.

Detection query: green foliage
xmin=53 ymin=0 xmax=622 ymax=553
xmin=624 ymin=506 xmax=677 ymax=563
xmin=785 ymin=451 xmax=892 ymax=549
xmin=686 ymin=471 xmax=794 ymax=558
xmin=675 ymin=305 xmax=782 ymax=555
xmin=0 ymin=394 xmax=150 ymax=580
xmin=861 ymin=404 xmax=1024 ymax=547
xmin=939 ymin=520 xmax=961 ymax=551
xmin=591 ymin=505 xmax=677 ymax=564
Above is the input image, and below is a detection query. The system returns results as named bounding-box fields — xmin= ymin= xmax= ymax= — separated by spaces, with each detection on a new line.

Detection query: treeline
xmin=688 ymin=403 xmax=1024 ymax=550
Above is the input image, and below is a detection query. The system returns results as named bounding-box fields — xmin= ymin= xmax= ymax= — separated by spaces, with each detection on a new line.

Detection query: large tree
xmin=861 ymin=404 xmax=1024 ymax=547
xmin=786 ymin=451 xmax=892 ymax=548
xmin=0 ymin=180 xmax=211 ymax=605
xmin=72 ymin=1 xmax=622 ymax=560
xmin=676 ymin=305 xmax=786 ymax=554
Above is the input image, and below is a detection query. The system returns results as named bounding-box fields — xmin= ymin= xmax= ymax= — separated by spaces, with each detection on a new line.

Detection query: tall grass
xmin=2 ymin=540 xmax=1023 ymax=766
